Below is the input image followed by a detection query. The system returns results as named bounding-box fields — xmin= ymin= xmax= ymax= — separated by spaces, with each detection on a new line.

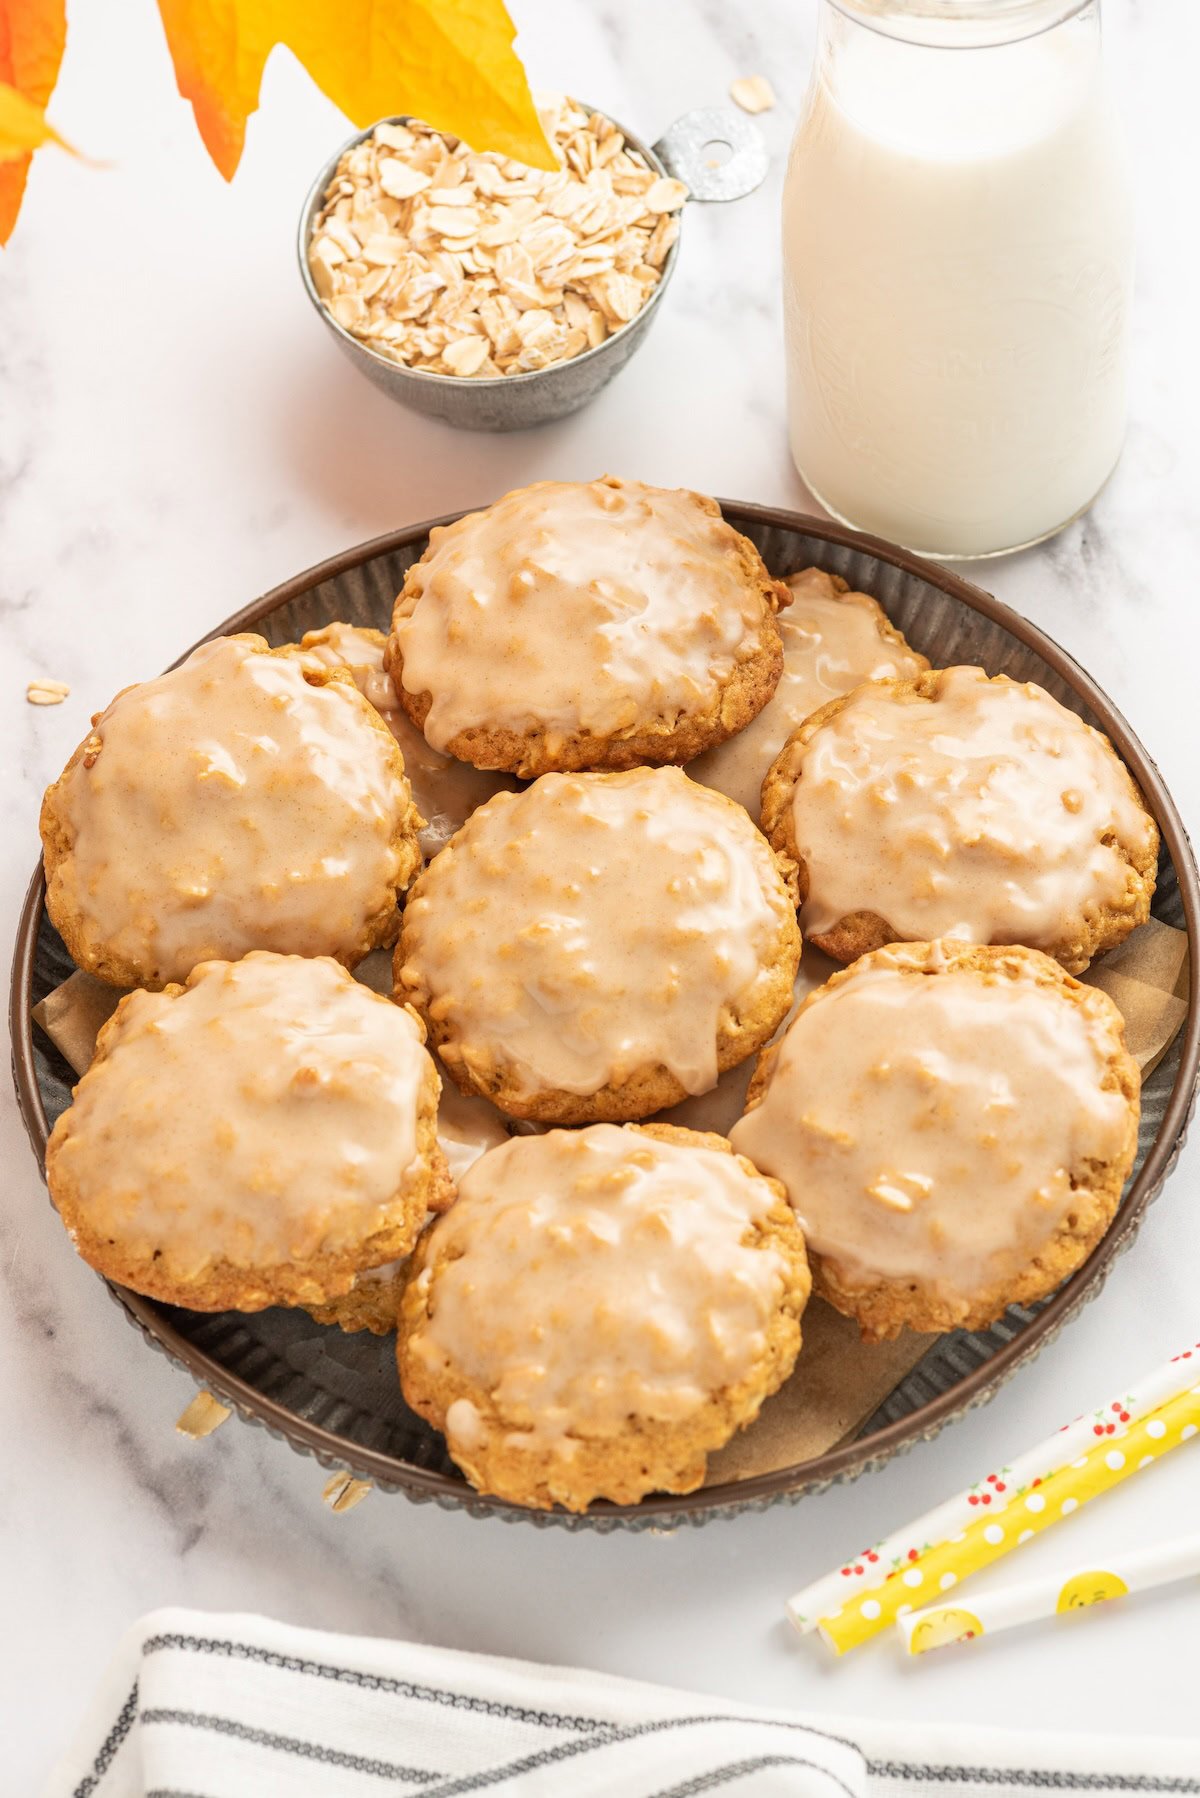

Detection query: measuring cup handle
xmin=652 ymin=108 xmax=769 ymax=202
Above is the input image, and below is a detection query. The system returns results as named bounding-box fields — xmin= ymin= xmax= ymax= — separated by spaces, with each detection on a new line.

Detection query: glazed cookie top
xmin=389 ymin=477 xmax=783 ymax=755
xmin=397 ymin=766 xmax=797 ymax=1100
xmin=690 ymin=568 xmax=928 ymax=816
xmin=287 ymin=623 xmax=513 ymax=857
xmin=730 ymin=944 xmax=1135 ymax=1301
xmin=47 ymin=953 xmax=438 ymax=1273
xmin=43 ymin=634 xmax=419 ymax=985
xmin=289 ymin=622 xmax=401 ymax=720
xmin=406 ymin=1125 xmax=792 ymax=1452
xmin=779 ymin=666 xmax=1157 ymax=954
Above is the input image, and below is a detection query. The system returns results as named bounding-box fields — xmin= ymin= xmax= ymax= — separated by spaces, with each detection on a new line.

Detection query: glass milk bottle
xmin=782 ymin=0 xmax=1133 ymax=558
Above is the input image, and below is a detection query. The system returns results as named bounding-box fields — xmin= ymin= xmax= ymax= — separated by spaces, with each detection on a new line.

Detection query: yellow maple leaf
xmin=0 ymin=0 xmax=67 ymax=244
xmin=156 ymin=0 xmax=557 ymax=180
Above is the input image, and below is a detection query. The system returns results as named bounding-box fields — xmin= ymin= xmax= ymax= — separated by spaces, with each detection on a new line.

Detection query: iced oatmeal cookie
xmin=385 ymin=476 xmax=790 ymax=777
xmin=760 ymin=665 xmax=1157 ymax=972
xmin=41 ymin=634 xmax=423 ymax=988
xmin=396 ymin=766 xmax=800 ymax=1123
xmin=306 ymin=1080 xmax=509 ymax=1335
xmin=283 ymin=622 xmax=514 ymax=858
xmin=690 ymin=566 xmax=928 ymax=816
xmin=397 ymin=1122 xmax=811 ymax=1510
xmin=731 ymin=941 xmax=1140 ymax=1340
xmin=45 ymin=952 xmax=451 ymax=1313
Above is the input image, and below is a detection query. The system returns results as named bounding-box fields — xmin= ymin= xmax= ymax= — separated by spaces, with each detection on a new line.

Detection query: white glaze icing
xmin=789 ymin=666 xmax=1155 ymax=952
xmin=389 ymin=477 xmax=780 ymax=756
xmin=690 ymin=567 xmax=927 ymax=817
xmin=398 ymin=766 xmax=797 ymax=1100
xmin=342 ymin=1084 xmax=509 ymax=1294
xmin=290 ymin=623 xmax=513 ymax=856
xmin=46 ymin=953 xmax=437 ymax=1275
xmin=731 ymin=950 xmax=1131 ymax=1301
xmin=46 ymin=635 xmax=416 ymax=984
xmin=408 ymin=1125 xmax=789 ymax=1450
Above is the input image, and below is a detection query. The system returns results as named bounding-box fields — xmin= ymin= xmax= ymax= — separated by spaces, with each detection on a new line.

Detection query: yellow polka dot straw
xmin=898 ymin=1531 xmax=1200 ymax=1656
xmin=786 ymin=1338 xmax=1200 ymax=1635
xmin=817 ymin=1377 xmax=1200 ymax=1655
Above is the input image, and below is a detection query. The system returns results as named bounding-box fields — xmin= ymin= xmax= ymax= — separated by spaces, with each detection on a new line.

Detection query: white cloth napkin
xmin=45 ymin=1607 xmax=1199 ymax=1798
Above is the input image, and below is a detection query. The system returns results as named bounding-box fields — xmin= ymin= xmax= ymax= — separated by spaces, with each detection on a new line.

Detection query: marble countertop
xmin=3 ymin=0 xmax=1197 ymax=1786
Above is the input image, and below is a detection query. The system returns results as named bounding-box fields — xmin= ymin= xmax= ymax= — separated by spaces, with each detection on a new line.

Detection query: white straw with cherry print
xmin=785 ymin=1338 xmax=1200 ymax=1637
xmin=897 ymin=1531 xmax=1200 ymax=1656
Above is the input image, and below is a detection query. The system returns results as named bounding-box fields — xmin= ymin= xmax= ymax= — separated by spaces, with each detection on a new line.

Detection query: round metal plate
xmin=11 ymin=504 xmax=1198 ymax=1529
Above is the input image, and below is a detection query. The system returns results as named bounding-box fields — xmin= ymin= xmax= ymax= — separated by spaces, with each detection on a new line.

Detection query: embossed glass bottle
xmin=782 ymin=0 xmax=1132 ymax=558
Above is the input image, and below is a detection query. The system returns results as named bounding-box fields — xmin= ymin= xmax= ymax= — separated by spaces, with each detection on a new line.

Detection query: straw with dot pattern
xmin=786 ymin=1340 xmax=1200 ymax=1653
xmin=898 ymin=1530 xmax=1200 ymax=1655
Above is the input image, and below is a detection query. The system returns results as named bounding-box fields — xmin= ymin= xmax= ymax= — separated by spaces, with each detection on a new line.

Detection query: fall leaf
xmin=156 ymin=0 xmax=557 ymax=181
xmin=0 ymin=77 xmax=72 ymax=155
xmin=0 ymin=0 xmax=67 ymax=244
xmin=0 ymin=0 xmax=554 ymax=247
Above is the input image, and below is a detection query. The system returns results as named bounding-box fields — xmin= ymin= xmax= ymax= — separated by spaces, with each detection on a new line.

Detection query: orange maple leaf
xmin=0 ymin=0 xmax=67 ymax=245
xmin=156 ymin=0 xmax=557 ymax=181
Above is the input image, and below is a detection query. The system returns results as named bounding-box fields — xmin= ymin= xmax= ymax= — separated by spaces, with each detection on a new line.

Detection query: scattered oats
xmin=308 ymin=95 xmax=686 ymax=378
xmin=730 ymin=75 xmax=777 ymax=114
xmin=26 ymin=678 xmax=70 ymax=706
xmin=175 ymin=1390 xmax=232 ymax=1438
xmin=322 ymin=1470 xmax=373 ymax=1513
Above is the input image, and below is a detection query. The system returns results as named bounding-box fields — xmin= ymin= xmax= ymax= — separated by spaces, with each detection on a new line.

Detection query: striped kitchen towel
xmin=45 ymin=1608 xmax=1200 ymax=1798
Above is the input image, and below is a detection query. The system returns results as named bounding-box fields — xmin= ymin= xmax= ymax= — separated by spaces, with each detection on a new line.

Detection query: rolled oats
xmin=322 ymin=1470 xmax=373 ymax=1513
xmin=643 ymin=176 xmax=689 ymax=214
xmin=308 ymin=95 xmax=687 ymax=379
xmin=175 ymin=1390 xmax=232 ymax=1438
xmin=730 ymin=75 xmax=777 ymax=115
xmin=26 ymin=679 xmax=70 ymax=705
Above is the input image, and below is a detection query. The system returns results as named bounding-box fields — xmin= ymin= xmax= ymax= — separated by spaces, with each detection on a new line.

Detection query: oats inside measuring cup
xmin=307 ymin=95 xmax=687 ymax=378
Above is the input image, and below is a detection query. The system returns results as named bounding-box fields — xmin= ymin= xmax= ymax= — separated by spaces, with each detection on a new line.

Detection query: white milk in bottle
xmin=782 ymin=0 xmax=1133 ymax=558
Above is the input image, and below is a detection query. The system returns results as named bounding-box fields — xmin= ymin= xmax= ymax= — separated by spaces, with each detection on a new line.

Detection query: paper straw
xmin=786 ymin=1338 xmax=1200 ymax=1633
xmin=898 ymin=1531 xmax=1200 ymax=1655
xmin=816 ymin=1377 xmax=1200 ymax=1654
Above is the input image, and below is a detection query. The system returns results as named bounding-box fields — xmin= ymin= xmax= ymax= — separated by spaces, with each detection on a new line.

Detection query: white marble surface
xmin=3 ymin=1 xmax=1199 ymax=1788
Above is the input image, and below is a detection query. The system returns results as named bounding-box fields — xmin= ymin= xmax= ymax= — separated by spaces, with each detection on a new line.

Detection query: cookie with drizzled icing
xmin=45 ymin=953 xmax=451 ymax=1313
xmin=385 ymin=477 xmax=790 ymax=778
xmin=760 ymin=664 xmax=1158 ymax=972
xmin=395 ymin=765 xmax=801 ymax=1124
xmin=690 ymin=565 xmax=928 ymax=817
xmin=732 ymin=941 xmax=1140 ymax=1340
xmin=397 ymin=1123 xmax=811 ymax=1511
xmin=41 ymin=634 xmax=423 ymax=989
